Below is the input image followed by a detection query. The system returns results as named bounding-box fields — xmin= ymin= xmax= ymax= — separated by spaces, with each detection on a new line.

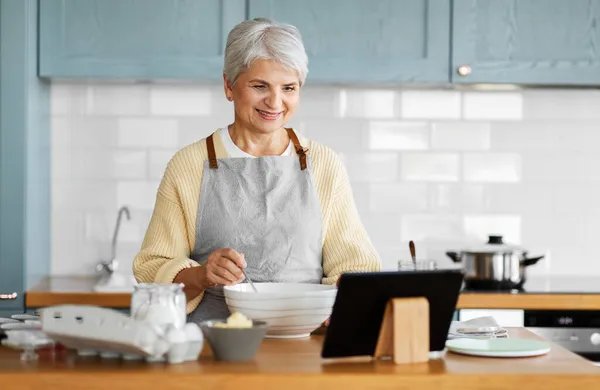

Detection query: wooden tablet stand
xmin=374 ymin=297 xmax=430 ymax=364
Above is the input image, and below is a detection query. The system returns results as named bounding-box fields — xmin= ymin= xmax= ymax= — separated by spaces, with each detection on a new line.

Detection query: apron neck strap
xmin=207 ymin=128 xmax=308 ymax=171
xmin=286 ymin=128 xmax=308 ymax=171
xmin=206 ymin=134 xmax=218 ymax=169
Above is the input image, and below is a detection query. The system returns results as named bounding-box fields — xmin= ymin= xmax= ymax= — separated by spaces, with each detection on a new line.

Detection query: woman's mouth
xmin=256 ymin=109 xmax=282 ymax=120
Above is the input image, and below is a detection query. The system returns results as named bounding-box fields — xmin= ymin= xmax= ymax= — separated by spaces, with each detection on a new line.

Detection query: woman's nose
xmin=264 ymin=90 xmax=282 ymax=110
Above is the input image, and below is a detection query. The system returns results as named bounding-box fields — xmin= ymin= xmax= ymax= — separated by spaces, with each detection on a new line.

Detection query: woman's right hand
xmin=201 ymin=248 xmax=247 ymax=288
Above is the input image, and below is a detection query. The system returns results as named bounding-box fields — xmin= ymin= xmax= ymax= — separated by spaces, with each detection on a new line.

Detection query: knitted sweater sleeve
xmin=321 ymin=154 xmax=382 ymax=285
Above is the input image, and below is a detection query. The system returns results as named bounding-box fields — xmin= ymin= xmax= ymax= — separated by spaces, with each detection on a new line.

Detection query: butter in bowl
xmin=199 ymin=312 xmax=267 ymax=362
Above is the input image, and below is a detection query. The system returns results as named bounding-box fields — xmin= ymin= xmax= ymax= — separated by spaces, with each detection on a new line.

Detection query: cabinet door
xmin=248 ymin=0 xmax=450 ymax=84
xmin=452 ymin=0 xmax=600 ymax=85
xmin=39 ymin=0 xmax=245 ymax=80
xmin=0 ymin=0 xmax=27 ymax=314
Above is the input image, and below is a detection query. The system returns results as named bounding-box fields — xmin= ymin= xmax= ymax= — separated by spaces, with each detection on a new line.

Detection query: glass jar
xmin=397 ymin=260 xmax=438 ymax=271
xmin=131 ymin=283 xmax=187 ymax=330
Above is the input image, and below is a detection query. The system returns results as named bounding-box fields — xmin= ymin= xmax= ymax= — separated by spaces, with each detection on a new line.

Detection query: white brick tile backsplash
xmin=301 ymin=119 xmax=365 ymax=151
xmin=150 ymin=85 xmax=211 ymax=116
xmin=88 ymin=84 xmax=150 ymax=116
xmin=431 ymin=122 xmax=491 ymax=150
xmin=117 ymin=181 xmax=161 ymax=211
xmin=295 ymin=87 xmax=342 ymax=118
xmin=523 ymin=90 xmax=600 ymax=120
xmin=340 ymin=89 xmax=396 ymax=119
xmin=401 ymin=90 xmax=461 ymax=119
xmin=463 ymin=215 xmax=522 ymax=244
xmin=369 ymin=183 xmax=428 ymax=213
xmin=463 ymin=92 xmax=523 ymax=120
xmin=52 ymin=149 xmax=73 ymax=180
xmin=113 ymin=151 xmax=147 ymax=179
xmin=400 ymin=214 xmax=463 ymax=242
xmin=368 ymin=121 xmax=429 ymax=150
xmin=362 ymin=213 xmax=403 ymax=247
xmin=148 ymin=150 xmax=177 ymax=180
xmin=552 ymin=122 xmax=600 ymax=152
xmin=401 ymin=153 xmax=460 ymax=182
xmin=52 ymin=118 xmax=72 ymax=148
xmin=491 ymin=122 xmax=555 ymax=151
xmin=342 ymin=153 xmax=398 ymax=182
xmin=553 ymin=183 xmax=600 ymax=216
xmin=50 ymin=84 xmax=89 ymax=116
xmin=69 ymin=117 xmax=119 ymax=148
xmin=118 ymin=118 xmax=178 ymax=147
xmin=49 ymin=82 xmax=600 ymax=276
xmin=463 ymin=153 xmax=521 ymax=183
xmin=482 ymin=183 xmax=554 ymax=214
xmin=428 ymin=183 xmax=486 ymax=213
xmin=178 ymin=117 xmax=230 ymax=148
xmin=53 ymin=180 xmax=118 ymax=211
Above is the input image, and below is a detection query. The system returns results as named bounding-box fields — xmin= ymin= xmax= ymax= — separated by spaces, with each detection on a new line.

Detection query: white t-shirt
xmin=220 ymin=127 xmax=294 ymax=158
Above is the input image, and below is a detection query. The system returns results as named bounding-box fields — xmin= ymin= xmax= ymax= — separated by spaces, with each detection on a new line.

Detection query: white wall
xmin=50 ymin=82 xmax=600 ymax=276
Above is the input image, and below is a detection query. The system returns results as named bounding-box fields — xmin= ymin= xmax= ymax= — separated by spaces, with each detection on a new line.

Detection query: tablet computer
xmin=321 ymin=269 xmax=464 ymax=359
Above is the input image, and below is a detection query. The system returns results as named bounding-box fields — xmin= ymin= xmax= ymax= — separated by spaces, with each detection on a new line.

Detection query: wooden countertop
xmin=0 ymin=328 xmax=598 ymax=390
xmin=26 ymin=276 xmax=600 ymax=310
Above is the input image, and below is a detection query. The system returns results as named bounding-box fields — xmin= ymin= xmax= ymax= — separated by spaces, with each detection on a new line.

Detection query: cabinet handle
xmin=457 ymin=65 xmax=471 ymax=76
xmin=0 ymin=292 xmax=18 ymax=300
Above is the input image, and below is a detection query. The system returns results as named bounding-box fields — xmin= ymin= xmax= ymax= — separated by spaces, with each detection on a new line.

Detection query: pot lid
xmin=460 ymin=235 xmax=526 ymax=254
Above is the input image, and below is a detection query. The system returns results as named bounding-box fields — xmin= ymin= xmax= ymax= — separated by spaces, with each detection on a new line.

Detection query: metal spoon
xmin=241 ymin=269 xmax=258 ymax=293
xmin=409 ymin=241 xmax=416 ymax=269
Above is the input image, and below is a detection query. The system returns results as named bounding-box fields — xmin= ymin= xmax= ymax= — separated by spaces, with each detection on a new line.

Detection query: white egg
xmin=166 ymin=327 xmax=186 ymax=344
xmin=183 ymin=323 xmax=203 ymax=342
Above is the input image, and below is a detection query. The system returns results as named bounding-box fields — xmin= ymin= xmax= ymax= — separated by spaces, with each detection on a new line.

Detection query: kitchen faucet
xmin=96 ymin=206 xmax=131 ymax=275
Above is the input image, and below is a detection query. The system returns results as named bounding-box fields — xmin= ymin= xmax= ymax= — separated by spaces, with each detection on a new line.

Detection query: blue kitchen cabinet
xmin=39 ymin=0 xmax=245 ymax=80
xmin=452 ymin=0 xmax=600 ymax=85
xmin=0 ymin=0 xmax=50 ymax=315
xmin=248 ymin=0 xmax=451 ymax=84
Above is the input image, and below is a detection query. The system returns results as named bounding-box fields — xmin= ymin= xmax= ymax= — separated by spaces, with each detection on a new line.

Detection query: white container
xmin=131 ymin=283 xmax=187 ymax=331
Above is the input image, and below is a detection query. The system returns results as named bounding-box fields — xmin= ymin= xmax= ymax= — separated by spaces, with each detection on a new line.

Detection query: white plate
xmin=446 ymin=338 xmax=551 ymax=358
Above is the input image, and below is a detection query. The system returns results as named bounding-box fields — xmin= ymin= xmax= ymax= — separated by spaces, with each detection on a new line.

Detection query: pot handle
xmin=521 ymin=256 xmax=544 ymax=267
xmin=446 ymin=252 xmax=461 ymax=263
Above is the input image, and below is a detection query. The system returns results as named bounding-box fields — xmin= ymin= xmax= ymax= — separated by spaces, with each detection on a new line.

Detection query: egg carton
xmin=38 ymin=305 xmax=203 ymax=364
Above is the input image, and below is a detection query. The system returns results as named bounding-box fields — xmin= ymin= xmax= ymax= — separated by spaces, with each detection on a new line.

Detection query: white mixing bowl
xmin=223 ymin=283 xmax=337 ymax=339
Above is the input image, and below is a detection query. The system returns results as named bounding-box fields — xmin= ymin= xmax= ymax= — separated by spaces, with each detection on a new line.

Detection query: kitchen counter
xmin=0 ymin=328 xmax=597 ymax=390
xmin=26 ymin=276 xmax=600 ymax=310
xmin=26 ymin=276 xmax=131 ymax=308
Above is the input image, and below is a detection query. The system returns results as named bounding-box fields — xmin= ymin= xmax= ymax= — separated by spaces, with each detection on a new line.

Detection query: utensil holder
xmin=374 ymin=297 xmax=429 ymax=364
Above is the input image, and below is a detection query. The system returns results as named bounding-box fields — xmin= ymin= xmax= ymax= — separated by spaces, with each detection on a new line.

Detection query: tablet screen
xmin=321 ymin=270 xmax=464 ymax=359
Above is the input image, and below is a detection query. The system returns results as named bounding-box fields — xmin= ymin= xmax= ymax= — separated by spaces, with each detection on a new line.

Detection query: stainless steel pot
xmin=446 ymin=235 xmax=544 ymax=290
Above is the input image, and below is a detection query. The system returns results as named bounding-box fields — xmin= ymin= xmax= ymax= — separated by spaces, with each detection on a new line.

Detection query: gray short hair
xmin=224 ymin=18 xmax=308 ymax=86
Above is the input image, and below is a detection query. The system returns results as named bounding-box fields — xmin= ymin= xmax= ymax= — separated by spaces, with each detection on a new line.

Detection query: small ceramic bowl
xmin=198 ymin=319 xmax=267 ymax=362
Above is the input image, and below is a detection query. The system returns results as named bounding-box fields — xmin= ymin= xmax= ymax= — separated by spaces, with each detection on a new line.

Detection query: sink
xmin=93 ymin=273 xmax=137 ymax=293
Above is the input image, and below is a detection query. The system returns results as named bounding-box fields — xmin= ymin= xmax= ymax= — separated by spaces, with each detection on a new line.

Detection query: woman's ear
xmin=223 ymin=74 xmax=234 ymax=101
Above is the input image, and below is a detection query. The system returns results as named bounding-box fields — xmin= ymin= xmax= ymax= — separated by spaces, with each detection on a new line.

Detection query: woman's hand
xmin=201 ymin=248 xmax=247 ymax=288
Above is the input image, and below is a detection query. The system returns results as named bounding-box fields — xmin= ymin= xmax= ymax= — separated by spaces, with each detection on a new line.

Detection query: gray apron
xmin=187 ymin=128 xmax=323 ymax=324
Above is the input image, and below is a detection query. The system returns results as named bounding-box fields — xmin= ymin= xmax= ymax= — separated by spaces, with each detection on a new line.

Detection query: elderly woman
xmin=133 ymin=18 xmax=381 ymax=323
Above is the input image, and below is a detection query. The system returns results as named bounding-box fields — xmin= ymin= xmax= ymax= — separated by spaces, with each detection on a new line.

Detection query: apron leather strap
xmin=286 ymin=128 xmax=308 ymax=171
xmin=206 ymin=134 xmax=218 ymax=169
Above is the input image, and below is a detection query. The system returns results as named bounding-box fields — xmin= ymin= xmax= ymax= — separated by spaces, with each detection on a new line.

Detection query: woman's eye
xmin=284 ymin=86 xmax=296 ymax=92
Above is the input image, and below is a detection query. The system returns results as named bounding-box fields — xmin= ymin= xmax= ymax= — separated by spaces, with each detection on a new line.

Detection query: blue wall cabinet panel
xmin=0 ymin=0 xmax=50 ymax=313
xmin=452 ymin=0 xmax=600 ymax=85
xmin=248 ymin=0 xmax=451 ymax=84
xmin=39 ymin=0 xmax=245 ymax=80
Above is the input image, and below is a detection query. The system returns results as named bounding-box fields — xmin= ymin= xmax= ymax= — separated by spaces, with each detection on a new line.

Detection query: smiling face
xmin=224 ymin=59 xmax=301 ymax=135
